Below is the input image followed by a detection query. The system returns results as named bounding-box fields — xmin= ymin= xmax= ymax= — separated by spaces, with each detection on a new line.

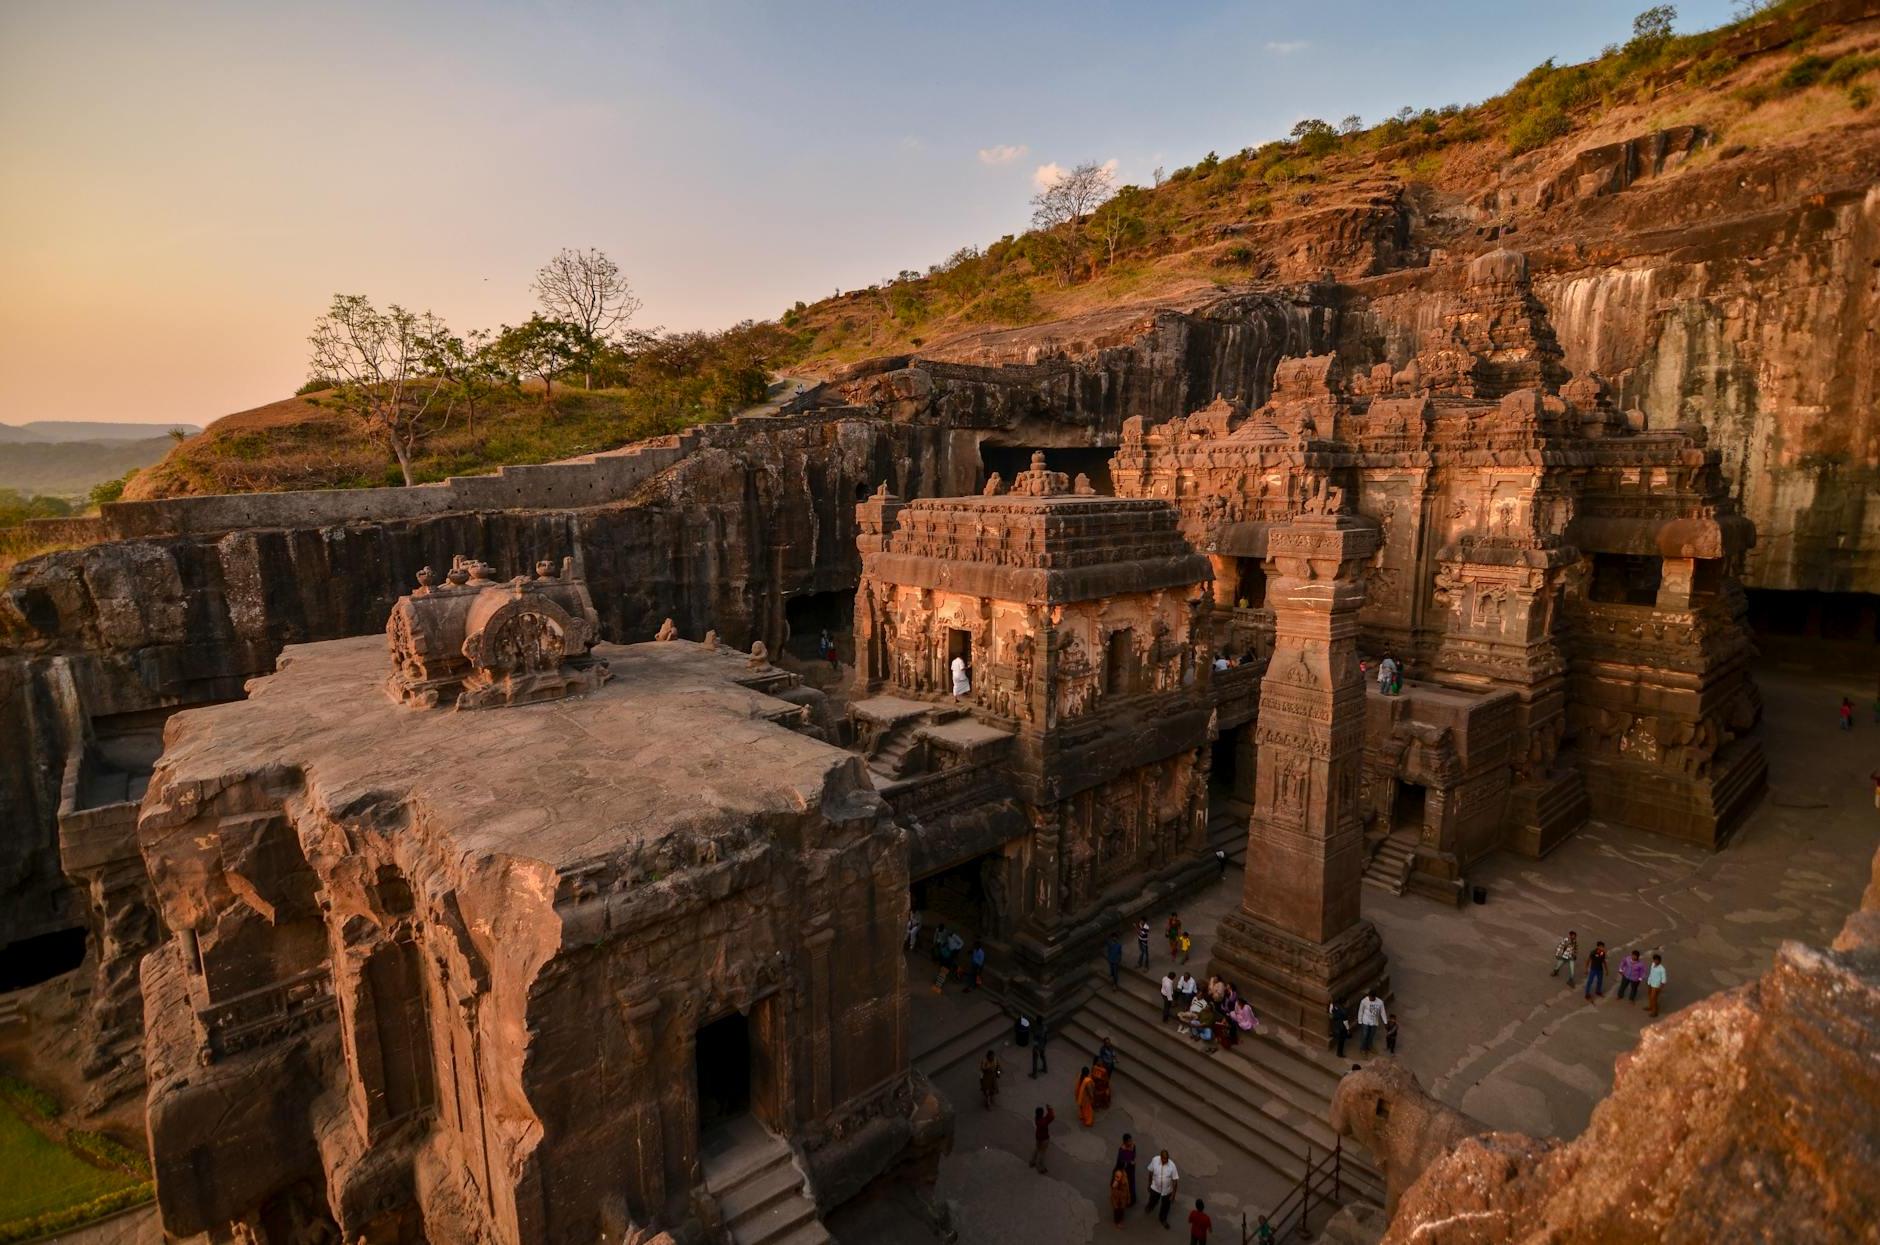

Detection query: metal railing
xmin=1244 ymin=1138 xmax=1347 ymax=1242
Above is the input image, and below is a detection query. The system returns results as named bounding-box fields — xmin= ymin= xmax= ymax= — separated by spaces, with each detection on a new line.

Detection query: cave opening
xmin=979 ymin=445 xmax=1118 ymax=495
xmin=0 ymin=926 xmax=88 ymax=993
xmin=784 ymin=591 xmax=854 ymax=664
xmin=1747 ymin=588 xmax=1880 ymax=672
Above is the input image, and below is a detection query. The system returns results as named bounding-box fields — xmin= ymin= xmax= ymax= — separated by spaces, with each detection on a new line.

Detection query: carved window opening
xmin=1234 ymin=560 xmax=1268 ymax=609
xmin=1105 ymin=628 xmax=1140 ymax=696
xmin=1589 ymin=554 xmax=1661 ymax=607
xmin=696 ymin=1010 xmax=753 ymax=1136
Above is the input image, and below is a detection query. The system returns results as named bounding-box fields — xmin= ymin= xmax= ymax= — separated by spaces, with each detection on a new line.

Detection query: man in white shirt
xmin=1144 ymin=1149 xmax=1180 ymax=1227
xmin=1160 ymin=971 xmax=1176 ymax=1022
xmin=1357 ymin=990 xmax=1388 ymax=1053
xmin=1176 ymin=972 xmax=1198 ymax=1015
xmin=950 ymin=654 xmax=970 ymax=698
xmin=1212 ymin=655 xmax=1229 ymax=672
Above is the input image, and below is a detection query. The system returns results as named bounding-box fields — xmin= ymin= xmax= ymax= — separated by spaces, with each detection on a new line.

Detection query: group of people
xmin=1209 ymin=651 xmax=1256 ymax=673
xmin=1552 ymin=930 xmax=1668 ymax=1014
xmin=908 ymin=913 xmax=986 ymax=993
xmin=1073 ymin=1038 xmax=1120 ymax=1127
xmin=1327 ymin=989 xmax=1395 ymax=1058
xmin=1160 ymin=969 xmax=1259 ymax=1053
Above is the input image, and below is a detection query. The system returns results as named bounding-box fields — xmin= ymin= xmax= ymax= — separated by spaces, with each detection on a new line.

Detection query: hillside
xmin=0 ymin=437 xmax=180 ymax=501
xmin=118 ymin=0 xmax=1880 ymax=508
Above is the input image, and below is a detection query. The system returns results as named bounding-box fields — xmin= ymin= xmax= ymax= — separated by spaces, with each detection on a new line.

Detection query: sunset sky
xmin=0 ymin=0 xmax=1736 ymax=427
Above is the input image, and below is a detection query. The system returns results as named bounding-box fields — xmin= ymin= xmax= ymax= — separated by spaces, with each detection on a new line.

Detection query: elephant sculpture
xmin=1328 ymin=1059 xmax=1487 ymax=1215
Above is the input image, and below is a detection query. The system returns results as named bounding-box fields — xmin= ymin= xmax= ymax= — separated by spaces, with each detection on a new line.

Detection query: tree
xmin=492 ymin=315 xmax=595 ymax=400
xmin=1030 ymin=161 xmax=1117 ymax=284
xmin=419 ymin=324 xmax=500 ymax=434
xmin=1090 ymin=187 xmax=1148 ymax=267
xmin=532 ymin=247 xmax=642 ymax=387
xmin=1152 ymin=165 xmax=1166 ymax=188
xmin=308 ymin=294 xmax=450 ymax=486
xmin=1340 ymin=114 xmax=1365 ymax=135
xmin=1290 ymin=118 xmax=1339 ymax=157
xmin=1629 ymin=4 xmax=1677 ymax=54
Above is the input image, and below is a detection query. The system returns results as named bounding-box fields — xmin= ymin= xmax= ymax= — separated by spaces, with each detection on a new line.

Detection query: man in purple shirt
xmin=1616 ymin=949 xmax=1648 ymax=1003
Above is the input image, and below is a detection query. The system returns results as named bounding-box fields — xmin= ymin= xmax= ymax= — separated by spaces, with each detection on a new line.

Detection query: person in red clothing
xmin=1029 ymin=1105 xmax=1056 ymax=1174
xmin=1188 ymin=1198 xmax=1213 ymax=1243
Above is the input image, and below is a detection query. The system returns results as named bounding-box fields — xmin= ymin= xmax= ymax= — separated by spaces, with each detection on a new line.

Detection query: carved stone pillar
xmin=1209 ymin=514 xmax=1388 ymax=1045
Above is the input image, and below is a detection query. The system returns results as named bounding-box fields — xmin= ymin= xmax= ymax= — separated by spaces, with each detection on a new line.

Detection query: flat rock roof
xmin=147 ymin=636 xmax=865 ymax=870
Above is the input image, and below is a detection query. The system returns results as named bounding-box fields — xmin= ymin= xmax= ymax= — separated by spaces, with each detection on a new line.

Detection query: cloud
xmin=978 ymin=143 xmax=1028 ymax=166
xmin=1264 ymin=39 xmax=1308 ymax=54
xmin=898 ymin=135 xmax=925 ymax=152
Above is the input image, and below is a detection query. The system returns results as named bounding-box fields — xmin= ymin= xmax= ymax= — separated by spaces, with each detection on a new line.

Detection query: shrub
xmin=67 ymin=1129 xmax=151 ymax=1176
xmin=1852 ymin=83 xmax=1876 ymax=110
xmin=1824 ymin=53 xmax=1880 ymax=86
xmin=1688 ymin=52 xmax=1736 ymax=87
xmin=0 ymin=1073 xmax=62 ymax=1120
xmin=294 ymin=376 xmax=336 ymax=396
xmin=1781 ymin=53 xmax=1830 ymax=89
xmin=1733 ymin=79 xmax=1777 ymax=108
xmin=87 ymin=473 xmax=132 ymax=508
xmin=0 ymin=1182 xmax=155 ymax=1245
xmin=1506 ymin=106 xmax=1571 ymax=154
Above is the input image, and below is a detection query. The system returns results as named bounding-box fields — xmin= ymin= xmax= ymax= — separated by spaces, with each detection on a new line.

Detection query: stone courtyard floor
xmin=830 ymin=663 xmax=1880 ymax=1243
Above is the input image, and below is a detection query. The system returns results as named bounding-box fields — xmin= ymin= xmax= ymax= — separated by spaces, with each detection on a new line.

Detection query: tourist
xmin=1213 ymin=654 xmax=1230 ymax=672
xmin=1357 ymin=989 xmax=1387 ymax=1053
xmin=1095 ymin=1035 xmax=1119 ymax=1076
xmin=1137 ymin=918 xmax=1152 ymax=968
xmin=1167 ymin=912 xmax=1183 ymax=959
xmin=1584 ymin=940 xmax=1609 ymax=1000
xmin=1110 ymin=1165 xmax=1131 ymax=1226
xmin=1329 ymin=999 xmax=1351 ymax=1058
xmin=1105 ymin=932 xmax=1125 ymax=988
xmin=1176 ymin=970 xmax=1199 ymax=1015
xmin=1254 ymin=1214 xmax=1278 ymax=1244
xmin=1161 ymin=970 xmax=1177 ymax=1022
xmin=1030 ymin=1014 xmax=1050 ymax=1078
xmin=1215 ymin=847 xmax=1228 ymax=879
xmin=1551 ymin=930 xmax=1579 ymax=986
xmin=1226 ymin=996 xmax=1257 ymax=1050
xmin=966 ymin=940 xmax=986 ymax=992
xmin=1117 ymin=1132 xmax=1139 ymax=1206
xmin=979 ymin=1050 xmax=1001 ymax=1109
xmin=1075 ymin=1065 xmax=1096 ymax=1127
xmin=1179 ymin=930 xmax=1193 ymax=963
xmin=930 ymin=921 xmax=949 ymax=963
xmin=946 ymin=929 xmax=965 ymax=977
xmin=905 ymin=909 xmax=921 ymax=952
xmin=1091 ymin=1043 xmax=1114 ymax=1109
xmin=1144 ymin=1149 xmax=1180 ymax=1227
xmin=1616 ymin=949 xmax=1647 ymax=1003
xmin=1188 ymin=1197 xmax=1213 ymax=1244
xmin=1647 ymin=953 xmax=1668 ymax=1016
xmin=951 ymin=654 xmax=971 ymax=699
xmin=1015 ymin=1014 xmax=1032 ymax=1048
xmin=1385 ymin=1015 xmax=1399 ymax=1054
xmin=1378 ymin=654 xmax=1399 ymax=696
xmin=1030 ymin=1105 xmax=1056 ymax=1173
xmin=1840 ymin=696 xmax=1855 ymax=730
xmin=818 ymin=628 xmax=836 ymax=667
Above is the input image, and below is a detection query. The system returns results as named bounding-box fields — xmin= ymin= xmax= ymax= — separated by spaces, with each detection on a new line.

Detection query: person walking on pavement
xmin=1214 ymin=848 xmax=1228 ymax=880
xmin=1074 ymin=1065 xmax=1096 ymax=1128
xmin=1105 ymin=932 xmax=1125 ymax=988
xmin=1584 ymin=940 xmax=1609 ymax=1000
xmin=1161 ymin=970 xmax=1177 ymax=1022
xmin=1188 ymin=1198 xmax=1213 ymax=1245
xmin=979 ymin=1051 xmax=1001 ymax=1109
xmin=1357 ymin=990 xmax=1387 ymax=1053
xmin=1109 ymin=1166 xmax=1131 ymax=1227
xmin=1030 ymin=1106 xmax=1056 ymax=1173
xmin=1116 ymin=1132 xmax=1138 ymax=1206
xmin=1616 ymin=949 xmax=1647 ymax=1002
xmin=1551 ymin=930 xmax=1579 ymax=986
xmin=1144 ymin=1149 xmax=1180 ymax=1227
xmin=1166 ymin=912 xmax=1183 ymax=959
xmin=1136 ymin=919 xmax=1152 ymax=968
xmin=1646 ymin=953 xmax=1668 ymax=1016
xmin=1330 ymin=999 xmax=1351 ymax=1058
xmin=1841 ymin=696 xmax=1855 ymax=730
xmin=1178 ymin=929 xmax=1193 ymax=964
xmin=905 ymin=909 xmax=921 ymax=952
xmin=965 ymin=940 xmax=986 ymax=992
xmin=1030 ymin=1014 xmax=1050 ymax=1078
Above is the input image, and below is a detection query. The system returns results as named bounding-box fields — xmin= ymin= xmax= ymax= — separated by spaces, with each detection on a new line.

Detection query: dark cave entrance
xmin=979 ymin=445 xmax=1118 ymax=495
xmin=1392 ymin=782 xmax=1428 ymax=836
xmin=784 ymin=590 xmax=854 ymax=664
xmin=0 ymin=926 xmax=88 ymax=993
xmin=695 ymin=1010 xmax=753 ymax=1134
xmin=1748 ymin=588 xmax=1880 ymax=674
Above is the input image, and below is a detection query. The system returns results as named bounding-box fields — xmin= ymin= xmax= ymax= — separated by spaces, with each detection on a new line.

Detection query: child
xmin=1841 ymin=696 xmax=1855 ymax=731
xmin=1178 ymin=930 xmax=1193 ymax=964
xmin=1385 ymin=1016 xmax=1400 ymax=1054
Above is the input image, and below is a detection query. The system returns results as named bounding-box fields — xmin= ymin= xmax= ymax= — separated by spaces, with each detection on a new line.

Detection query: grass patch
xmin=0 ymin=1097 xmax=141 ymax=1225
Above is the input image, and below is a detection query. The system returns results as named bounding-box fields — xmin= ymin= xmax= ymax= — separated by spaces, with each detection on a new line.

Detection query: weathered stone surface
xmin=134 ymin=633 xmax=930 ymax=1243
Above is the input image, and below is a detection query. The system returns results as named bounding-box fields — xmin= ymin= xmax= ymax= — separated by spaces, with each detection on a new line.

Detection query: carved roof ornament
xmin=1009 ymin=450 xmax=1071 ymax=498
xmin=385 ymin=554 xmax=610 ymax=711
xmin=654 ymin=618 xmax=678 ymax=641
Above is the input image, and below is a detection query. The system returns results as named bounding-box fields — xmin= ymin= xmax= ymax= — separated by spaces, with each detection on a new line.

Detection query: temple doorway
xmin=695 ymin=1011 xmax=752 ymax=1134
xmin=912 ymin=858 xmax=990 ymax=940
xmin=1392 ymin=782 xmax=1428 ymax=836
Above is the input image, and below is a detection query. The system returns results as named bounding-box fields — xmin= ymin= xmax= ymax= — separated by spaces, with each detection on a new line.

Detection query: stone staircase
xmin=701 ymin=1118 xmax=830 ymax=1245
xmin=1362 ymin=830 xmax=1417 ymax=895
xmin=910 ymin=991 xmax=1011 ymax=1080
xmin=868 ymin=719 xmax=924 ymax=780
xmin=1058 ymin=967 xmax=1386 ymax=1211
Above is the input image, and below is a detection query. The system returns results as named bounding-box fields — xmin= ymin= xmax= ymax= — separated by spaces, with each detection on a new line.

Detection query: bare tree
xmin=308 ymin=295 xmax=450 ymax=486
xmin=533 ymin=247 xmax=642 ymax=387
xmin=1030 ymin=161 xmax=1117 ymax=285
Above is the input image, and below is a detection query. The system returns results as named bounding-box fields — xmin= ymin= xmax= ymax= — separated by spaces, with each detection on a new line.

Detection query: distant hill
xmin=0 ymin=420 xmax=199 ymax=444
xmin=0 ymin=437 xmax=179 ymax=501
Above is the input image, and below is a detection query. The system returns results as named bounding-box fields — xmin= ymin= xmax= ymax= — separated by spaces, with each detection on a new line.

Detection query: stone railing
xmin=198 ymin=967 xmax=337 ymax=1060
xmin=882 ymin=758 xmax=1008 ymax=822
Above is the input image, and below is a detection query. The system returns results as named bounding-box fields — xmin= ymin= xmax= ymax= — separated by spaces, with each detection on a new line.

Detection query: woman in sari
xmin=1074 ymin=1065 xmax=1096 ymax=1127
xmin=978 ymin=1050 xmax=1001 ymax=1109
xmin=1109 ymin=1165 xmax=1131 ymax=1226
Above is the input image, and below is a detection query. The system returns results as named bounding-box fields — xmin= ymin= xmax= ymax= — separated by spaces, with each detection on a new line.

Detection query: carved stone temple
xmin=848 ymin=456 xmax=1218 ymax=1016
xmin=131 ymin=560 xmax=944 ymax=1244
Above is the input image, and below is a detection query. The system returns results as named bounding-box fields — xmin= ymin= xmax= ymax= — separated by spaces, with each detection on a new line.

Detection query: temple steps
xmin=1062 ymin=970 xmax=1385 ymax=1211
xmin=702 ymin=1119 xmax=830 ymax=1245
xmin=911 ymin=993 xmax=1010 ymax=1080
xmin=1362 ymin=832 xmax=1417 ymax=895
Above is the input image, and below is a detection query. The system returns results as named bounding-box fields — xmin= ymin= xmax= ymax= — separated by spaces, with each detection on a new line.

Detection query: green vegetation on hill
xmin=0 ymin=1072 xmax=151 ymax=1242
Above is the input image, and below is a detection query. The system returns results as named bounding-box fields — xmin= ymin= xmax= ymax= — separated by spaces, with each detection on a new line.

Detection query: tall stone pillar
xmin=1210 ymin=513 xmax=1388 ymax=1045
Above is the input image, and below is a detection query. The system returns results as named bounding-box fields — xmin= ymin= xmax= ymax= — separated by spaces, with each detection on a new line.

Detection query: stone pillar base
xmin=1208 ymin=912 xmax=1388 ymax=1049
xmin=1505 ymin=769 xmax=1588 ymax=858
